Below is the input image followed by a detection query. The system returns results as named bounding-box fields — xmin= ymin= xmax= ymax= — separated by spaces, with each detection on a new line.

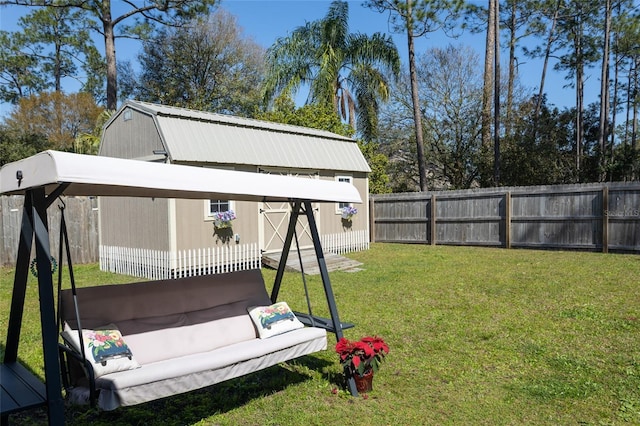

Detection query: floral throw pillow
xmin=62 ymin=323 xmax=140 ymax=378
xmin=248 ymin=302 xmax=304 ymax=339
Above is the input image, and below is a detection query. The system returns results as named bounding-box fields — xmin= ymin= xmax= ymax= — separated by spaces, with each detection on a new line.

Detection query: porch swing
xmin=1 ymin=151 xmax=361 ymax=425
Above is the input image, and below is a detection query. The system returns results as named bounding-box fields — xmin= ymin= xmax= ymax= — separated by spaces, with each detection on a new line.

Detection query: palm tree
xmin=262 ymin=1 xmax=400 ymax=141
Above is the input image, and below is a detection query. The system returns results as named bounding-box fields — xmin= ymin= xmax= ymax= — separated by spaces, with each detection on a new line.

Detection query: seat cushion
xmin=94 ymin=326 xmax=327 ymax=410
xmin=122 ymin=315 xmax=257 ymax=365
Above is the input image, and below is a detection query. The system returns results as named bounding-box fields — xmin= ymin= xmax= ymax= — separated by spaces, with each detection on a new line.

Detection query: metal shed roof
xmin=117 ymin=101 xmax=371 ymax=173
xmin=0 ymin=150 xmax=362 ymax=203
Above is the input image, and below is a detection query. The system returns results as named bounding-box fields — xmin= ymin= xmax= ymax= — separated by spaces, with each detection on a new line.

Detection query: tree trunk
xmin=54 ymin=44 xmax=62 ymax=92
xmin=101 ymin=0 xmax=117 ymax=111
xmin=505 ymin=0 xmax=516 ymax=137
xmin=576 ymin=68 xmax=584 ymax=180
xmin=482 ymin=0 xmax=496 ymax=154
xmin=598 ymin=0 xmax=611 ymax=181
xmin=575 ymin=7 xmax=584 ymax=180
xmin=533 ymin=1 xmax=560 ymax=135
xmin=610 ymin=11 xmax=619 ymax=173
xmin=633 ymin=58 xmax=638 ymax=155
xmin=406 ymin=1 xmax=427 ymax=191
xmin=625 ymin=57 xmax=638 ymax=151
xmin=633 ymin=58 xmax=638 ymax=180
xmin=624 ymin=61 xmax=632 ymax=147
xmin=493 ymin=0 xmax=501 ymax=186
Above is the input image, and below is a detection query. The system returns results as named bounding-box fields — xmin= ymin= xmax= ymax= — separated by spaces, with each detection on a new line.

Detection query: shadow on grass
xmin=8 ymin=354 xmax=334 ymax=426
xmin=0 ymin=342 xmax=44 ymax=380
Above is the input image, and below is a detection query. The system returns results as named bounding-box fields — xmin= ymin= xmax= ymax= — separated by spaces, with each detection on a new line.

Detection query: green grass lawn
xmin=2 ymin=244 xmax=639 ymax=425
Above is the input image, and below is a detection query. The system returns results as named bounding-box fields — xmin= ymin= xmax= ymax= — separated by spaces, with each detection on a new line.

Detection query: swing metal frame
xmin=270 ymin=200 xmax=358 ymax=396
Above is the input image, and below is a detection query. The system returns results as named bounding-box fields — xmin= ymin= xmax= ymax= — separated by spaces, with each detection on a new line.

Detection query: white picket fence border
xmin=99 ymin=243 xmax=261 ymax=280
xmin=321 ymin=229 xmax=369 ymax=255
xmin=100 ymin=230 xmax=369 ymax=280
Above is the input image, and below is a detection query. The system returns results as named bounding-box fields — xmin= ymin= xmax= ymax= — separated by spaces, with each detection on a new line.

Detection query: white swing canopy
xmin=0 ymin=150 xmax=362 ymax=203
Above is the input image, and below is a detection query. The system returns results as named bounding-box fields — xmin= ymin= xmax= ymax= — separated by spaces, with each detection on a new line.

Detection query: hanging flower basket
xmin=341 ymin=206 xmax=358 ymax=221
xmin=213 ymin=210 xmax=236 ymax=229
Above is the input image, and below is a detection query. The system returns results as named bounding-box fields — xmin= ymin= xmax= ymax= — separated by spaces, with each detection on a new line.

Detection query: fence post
xmin=369 ymin=196 xmax=375 ymax=243
xmin=430 ymin=193 xmax=436 ymax=245
xmin=505 ymin=191 xmax=511 ymax=249
xmin=602 ymin=186 xmax=608 ymax=253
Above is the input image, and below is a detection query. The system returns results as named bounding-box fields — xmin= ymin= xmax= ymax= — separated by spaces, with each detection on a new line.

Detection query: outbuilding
xmin=98 ymin=100 xmax=370 ymax=277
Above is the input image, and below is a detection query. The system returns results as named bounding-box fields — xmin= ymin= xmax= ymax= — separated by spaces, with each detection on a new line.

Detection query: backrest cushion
xmin=60 ymin=269 xmax=271 ymax=334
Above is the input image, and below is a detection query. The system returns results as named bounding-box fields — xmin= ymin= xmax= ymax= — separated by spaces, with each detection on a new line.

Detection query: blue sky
xmin=0 ymin=0 xmax=600 ymax=118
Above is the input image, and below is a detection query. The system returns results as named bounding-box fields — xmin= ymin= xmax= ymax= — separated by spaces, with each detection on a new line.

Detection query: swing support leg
xmin=270 ymin=200 xmax=359 ymax=397
xmin=4 ymin=192 xmax=34 ymax=364
xmin=32 ymin=188 xmax=66 ymax=422
xmin=2 ymin=188 xmax=65 ymax=425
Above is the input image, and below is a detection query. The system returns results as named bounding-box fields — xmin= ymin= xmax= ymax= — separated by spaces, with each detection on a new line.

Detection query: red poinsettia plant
xmin=335 ymin=336 xmax=389 ymax=377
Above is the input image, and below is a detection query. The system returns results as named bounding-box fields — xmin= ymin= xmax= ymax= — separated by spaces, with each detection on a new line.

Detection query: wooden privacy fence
xmin=4 ymin=182 xmax=638 ymax=267
xmin=370 ymin=182 xmax=640 ymax=253
xmin=0 ymin=195 xmax=99 ymax=267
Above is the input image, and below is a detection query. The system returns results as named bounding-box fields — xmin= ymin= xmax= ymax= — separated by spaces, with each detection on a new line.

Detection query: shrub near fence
xmin=370 ymin=182 xmax=640 ymax=253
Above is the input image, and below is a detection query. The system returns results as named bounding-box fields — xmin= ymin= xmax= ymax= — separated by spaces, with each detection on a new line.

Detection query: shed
xmin=98 ymin=100 xmax=370 ymax=277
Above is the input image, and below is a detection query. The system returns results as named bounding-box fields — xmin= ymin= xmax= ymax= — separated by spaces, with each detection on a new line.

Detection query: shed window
xmin=336 ymin=176 xmax=353 ymax=212
xmin=208 ymin=200 xmax=232 ymax=215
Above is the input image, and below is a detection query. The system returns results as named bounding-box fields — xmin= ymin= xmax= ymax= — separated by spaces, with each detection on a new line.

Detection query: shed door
xmin=259 ymin=169 xmax=320 ymax=254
